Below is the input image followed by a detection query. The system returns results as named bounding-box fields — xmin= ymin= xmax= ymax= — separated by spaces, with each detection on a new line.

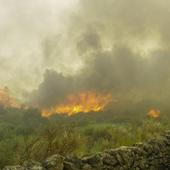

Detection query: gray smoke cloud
xmin=0 ymin=0 xmax=78 ymax=98
xmin=30 ymin=0 xmax=170 ymax=109
xmin=1 ymin=0 xmax=170 ymax=108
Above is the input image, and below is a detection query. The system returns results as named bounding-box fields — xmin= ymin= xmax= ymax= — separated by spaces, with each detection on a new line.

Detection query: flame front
xmin=0 ymin=87 xmax=21 ymax=108
xmin=42 ymin=91 xmax=113 ymax=117
xmin=147 ymin=109 xmax=160 ymax=119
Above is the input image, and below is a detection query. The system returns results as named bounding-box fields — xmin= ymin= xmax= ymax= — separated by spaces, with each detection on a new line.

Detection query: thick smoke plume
xmin=1 ymin=0 xmax=170 ymax=109
xmin=29 ymin=0 xmax=170 ymax=110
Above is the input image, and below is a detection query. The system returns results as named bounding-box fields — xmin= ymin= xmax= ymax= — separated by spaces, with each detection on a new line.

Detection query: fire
xmin=147 ymin=109 xmax=160 ymax=119
xmin=42 ymin=91 xmax=113 ymax=117
xmin=0 ymin=87 xmax=21 ymax=109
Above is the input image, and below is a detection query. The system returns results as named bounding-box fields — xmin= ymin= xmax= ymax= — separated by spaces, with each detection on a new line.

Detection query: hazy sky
xmin=0 ymin=0 xmax=78 ymax=97
xmin=1 ymin=0 xmax=170 ymax=106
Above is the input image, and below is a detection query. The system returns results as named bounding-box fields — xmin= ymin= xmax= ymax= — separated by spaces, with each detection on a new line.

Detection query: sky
xmin=0 ymin=0 xmax=170 ymax=107
xmin=0 ymin=0 xmax=79 ymax=97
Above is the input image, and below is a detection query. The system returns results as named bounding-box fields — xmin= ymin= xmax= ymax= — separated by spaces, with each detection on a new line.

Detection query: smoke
xmin=1 ymin=0 xmax=170 ymax=108
xmin=32 ymin=47 xmax=170 ymax=108
xmin=0 ymin=0 xmax=78 ymax=98
xmin=30 ymin=70 xmax=74 ymax=107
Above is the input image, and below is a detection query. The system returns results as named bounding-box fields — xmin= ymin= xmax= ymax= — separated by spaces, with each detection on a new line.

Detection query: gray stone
xmin=64 ymin=161 xmax=78 ymax=170
xmin=101 ymin=153 xmax=118 ymax=166
xmin=3 ymin=166 xmax=25 ymax=170
xmin=82 ymin=164 xmax=92 ymax=170
xmin=23 ymin=161 xmax=44 ymax=170
xmin=43 ymin=154 xmax=64 ymax=170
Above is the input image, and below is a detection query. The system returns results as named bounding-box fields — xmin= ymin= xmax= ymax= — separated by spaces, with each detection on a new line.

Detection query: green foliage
xmin=0 ymin=106 xmax=169 ymax=168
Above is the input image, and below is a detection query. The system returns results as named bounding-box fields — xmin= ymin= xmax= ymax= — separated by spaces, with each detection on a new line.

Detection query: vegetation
xmin=0 ymin=105 xmax=169 ymax=168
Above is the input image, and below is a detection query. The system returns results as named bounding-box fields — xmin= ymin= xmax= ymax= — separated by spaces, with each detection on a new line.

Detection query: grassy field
xmin=0 ymin=106 xmax=169 ymax=168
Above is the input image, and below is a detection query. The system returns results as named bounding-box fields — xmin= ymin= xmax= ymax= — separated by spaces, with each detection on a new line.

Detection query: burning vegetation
xmin=0 ymin=87 xmax=21 ymax=109
xmin=42 ymin=91 xmax=113 ymax=117
xmin=147 ymin=109 xmax=161 ymax=119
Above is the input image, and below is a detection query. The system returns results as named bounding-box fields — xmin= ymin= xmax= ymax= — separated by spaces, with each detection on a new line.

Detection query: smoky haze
xmin=1 ymin=0 xmax=170 ymax=108
xmin=0 ymin=0 xmax=79 ymax=98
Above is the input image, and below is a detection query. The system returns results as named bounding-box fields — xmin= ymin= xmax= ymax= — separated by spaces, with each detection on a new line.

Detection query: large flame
xmin=147 ymin=109 xmax=160 ymax=119
xmin=42 ymin=91 xmax=113 ymax=117
xmin=0 ymin=87 xmax=21 ymax=108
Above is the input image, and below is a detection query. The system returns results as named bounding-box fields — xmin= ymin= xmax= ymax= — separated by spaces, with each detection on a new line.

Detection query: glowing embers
xmin=0 ymin=87 xmax=21 ymax=108
xmin=147 ymin=109 xmax=160 ymax=119
xmin=42 ymin=91 xmax=113 ymax=117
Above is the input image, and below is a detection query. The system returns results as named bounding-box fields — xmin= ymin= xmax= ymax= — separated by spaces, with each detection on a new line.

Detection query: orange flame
xmin=42 ymin=91 xmax=113 ymax=117
xmin=147 ymin=109 xmax=160 ymax=119
xmin=0 ymin=87 xmax=21 ymax=109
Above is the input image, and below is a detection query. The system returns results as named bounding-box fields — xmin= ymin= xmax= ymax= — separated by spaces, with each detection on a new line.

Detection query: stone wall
xmin=3 ymin=131 xmax=170 ymax=170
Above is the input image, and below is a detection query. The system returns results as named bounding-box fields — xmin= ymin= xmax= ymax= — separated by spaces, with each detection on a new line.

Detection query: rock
xmin=82 ymin=164 xmax=92 ymax=170
xmin=64 ymin=162 xmax=78 ymax=170
xmin=43 ymin=154 xmax=64 ymax=170
xmin=3 ymin=166 xmax=25 ymax=170
xmin=101 ymin=153 xmax=118 ymax=166
xmin=82 ymin=154 xmax=102 ymax=169
xmin=23 ymin=161 xmax=44 ymax=170
xmin=64 ymin=156 xmax=82 ymax=169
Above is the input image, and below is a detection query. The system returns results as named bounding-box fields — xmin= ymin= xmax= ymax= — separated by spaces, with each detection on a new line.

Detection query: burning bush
xmin=41 ymin=91 xmax=113 ymax=117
